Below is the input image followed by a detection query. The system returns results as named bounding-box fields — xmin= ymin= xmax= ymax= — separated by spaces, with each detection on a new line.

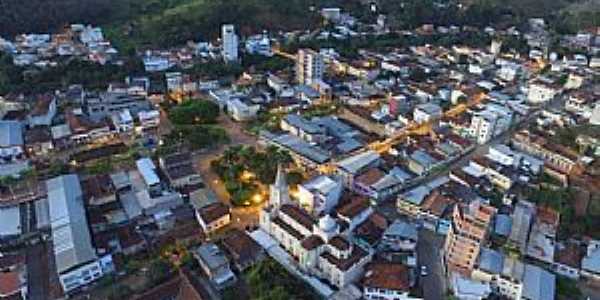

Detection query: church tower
xmin=269 ymin=164 xmax=290 ymax=209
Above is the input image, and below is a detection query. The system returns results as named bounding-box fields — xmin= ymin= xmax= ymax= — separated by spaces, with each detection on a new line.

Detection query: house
xmin=0 ymin=205 xmax=21 ymax=240
xmin=27 ymin=95 xmax=56 ymax=127
xmin=137 ymin=110 xmax=160 ymax=130
xmin=0 ymin=270 xmax=26 ymax=300
xmin=337 ymin=197 xmax=374 ymax=232
xmin=407 ymin=150 xmax=439 ymax=176
xmin=280 ymin=114 xmax=325 ymax=143
xmin=413 ymin=103 xmax=442 ymax=124
xmin=297 ymin=175 xmax=343 ymax=215
xmin=85 ymin=91 xmax=150 ymax=121
xmin=361 ymin=263 xmax=411 ymax=300
xmin=193 ymin=243 xmax=236 ymax=289
xmin=525 ymin=205 xmax=559 ymax=264
xmin=335 ymin=150 xmax=381 ymax=187
xmin=527 ymin=81 xmax=559 ymax=104
xmin=221 ymin=229 xmax=266 ymax=271
xmin=507 ymin=201 xmax=535 ymax=254
xmin=226 ymin=98 xmax=259 ymax=121
xmin=195 ymin=202 xmax=231 ymax=235
xmin=353 ymin=167 xmax=412 ymax=202
xmin=110 ymin=109 xmax=134 ymax=133
xmin=135 ymin=158 xmax=162 ymax=196
xmin=24 ymin=126 xmax=53 ymax=157
xmin=581 ymin=240 xmax=600 ymax=280
xmin=65 ymin=109 xmax=112 ymax=144
xmin=0 ymin=121 xmax=25 ymax=164
xmin=159 ymin=152 xmax=202 ymax=188
xmin=381 ymin=219 xmax=418 ymax=253
xmin=553 ymin=241 xmax=583 ymax=279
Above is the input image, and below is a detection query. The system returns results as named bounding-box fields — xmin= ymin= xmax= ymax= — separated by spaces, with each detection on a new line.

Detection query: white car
xmin=420 ymin=266 xmax=428 ymax=276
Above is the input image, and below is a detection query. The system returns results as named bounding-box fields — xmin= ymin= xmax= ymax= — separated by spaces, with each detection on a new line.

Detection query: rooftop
xmin=336 ymin=150 xmax=380 ymax=175
xmin=197 ymin=202 xmax=230 ymax=224
xmin=362 ymin=263 xmax=410 ymax=292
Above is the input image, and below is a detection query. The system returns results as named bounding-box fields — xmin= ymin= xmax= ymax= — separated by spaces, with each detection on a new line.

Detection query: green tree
xmin=168 ymin=100 xmax=220 ymax=125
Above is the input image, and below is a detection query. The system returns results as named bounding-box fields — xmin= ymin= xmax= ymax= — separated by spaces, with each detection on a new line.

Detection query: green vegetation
xmin=556 ymin=276 xmax=582 ymax=300
xmin=210 ymin=145 xmax=292 ymax=206
xmin=223 ymin=259 xmax=319 ymax=300
xmin=164 ymin=99 xmax=230 ymax=151
xmin=148 ymin=258 xmax=174 ymax=286
xmin=0 ymin=52 xmax=143 ymax=95
xmin=245 ymin=111 xmax=283 ymax=136
xmin=168 ymin=100 xmax=220 ymax=125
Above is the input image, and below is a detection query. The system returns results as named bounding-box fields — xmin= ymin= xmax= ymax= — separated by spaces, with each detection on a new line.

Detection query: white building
xmin=413 ymin=103 xmax=442 ymax=124
xmin=297 ymin=48 xmax=324 ymax=85
xmin=227 ymin=99 xmax=260 ymax=121
xmin=245 ymin=33 xmax=272 ymax=56
xmin=297 ymin=175 xmax=342 ymax=215
xmin=221 ymin=24 xmax=239 ymax=63
xmin=260 ymin=166 xmax=372 ymax=288
xmin=138 ymin=110 xmax=160 ymax=129
xmin=469 ymin=104 xmax=513 ymax=144
xmin=111 ymin=109 xmax=134 ymax=133
xmin=527 ymin=82 xmax=559 ymax=104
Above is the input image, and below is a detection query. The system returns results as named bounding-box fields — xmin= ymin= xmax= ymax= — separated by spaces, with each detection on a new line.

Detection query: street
xmin=418 ymin=229 xmax=447 ymax=300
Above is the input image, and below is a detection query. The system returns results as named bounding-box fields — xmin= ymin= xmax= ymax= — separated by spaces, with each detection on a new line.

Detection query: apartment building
xmin=444 ymin=201 xmax=496 ymax=276
xmin=297 ymin=48 xmax=324 ymax=85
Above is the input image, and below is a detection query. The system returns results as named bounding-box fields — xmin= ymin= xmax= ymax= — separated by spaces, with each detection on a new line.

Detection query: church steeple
xmin=269 ymin=164 xmax=290 ymax=208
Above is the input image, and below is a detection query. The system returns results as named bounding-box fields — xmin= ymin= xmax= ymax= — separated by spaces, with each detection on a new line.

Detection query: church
xmin=260 ymin=165 xmax=373 ymax=288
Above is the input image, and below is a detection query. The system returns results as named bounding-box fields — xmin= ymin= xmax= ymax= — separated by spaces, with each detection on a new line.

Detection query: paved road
xmin=417 ymin=229 xmax=447 ymax=300
xmin=26 ymin=240 xmax=51 ymax=300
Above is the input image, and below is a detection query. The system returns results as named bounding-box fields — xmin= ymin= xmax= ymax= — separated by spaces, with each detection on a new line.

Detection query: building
xmin=159 ymin=152 xmax=202 ymax=188
xmin=280 ymin=114 xmax=325 ymax=143
xmin=245 ymin=33 xmax=272 ymax=56
xmin=469 ymin=104 xmax=513 ymax=144
xmin=0 ymin=270 xmax=26 ymax=300
xmin=227 ymin=98 xmax=260 ymax=121
xmin=582 ymin=240 xmax=600 ymax=280
xmin=413 ymin=103 xmax=442 ymax=124
xmin=336 ymin=150 xmax=381 ymax=187
xmin=85 ymin=92 xmax=150 ymax=121
xmin=527 ymin=81 xmax=559 ymax=104
xmin=138 ymin=110 xmax=160 ymax=130
xmin=444 ymin=201 xmax=496 ymax=276
xmin=27 ymin=95 xmax=57 ymax=127
xmin=259 ymin=167 xmax=372 ymax=288
xmin=381 ymin=219 xmax=418 ymax=253
xmin=46 ymin=175 xmax=112 ymax=293
xmin=353 ymin=167 xmax=410 ymax=202
xmin=297 ymin=175 xmax=343 ymax=215
xmin=110 ymin=109 xmax=134 ymax=133
xmin=361 ymin=263 xmax=411 ymax=300
xmin=221 ymin=229 xmax=266 ymax=271
xmin=297 ymin=48 xmax=324 ymax=85
xmin=195 ymin=202 xmax=231 ymax=235
xmin=221 ymin=24 xmax=239 ymax=63
xmin=511 ymin=130 xmax=580 ymax=174
xmin=0 ymin=121 xmax=24 ymax=164
xmin=407 ymin=150 xmax=439 ymax=176
xmin=193 ymin=243 xmax=236 ymax=289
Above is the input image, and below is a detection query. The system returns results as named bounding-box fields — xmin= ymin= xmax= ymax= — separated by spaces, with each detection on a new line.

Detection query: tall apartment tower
xmin=296 ymin=48 xmax=324 ymax=85
xmin=221 ymin=24 xmax=239 ymax=63
xmin=443 ymin=201 xmax=496 ymax=276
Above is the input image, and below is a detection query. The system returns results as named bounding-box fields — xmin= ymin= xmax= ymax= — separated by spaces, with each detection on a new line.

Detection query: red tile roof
xmin=362 ymin=263 xmax=410 ymax=291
